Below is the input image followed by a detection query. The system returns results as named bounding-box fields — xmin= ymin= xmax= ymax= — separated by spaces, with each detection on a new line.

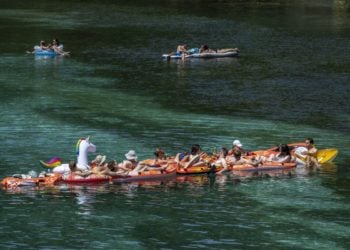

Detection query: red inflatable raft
xmin=61 ymin=173 xmax=117 ymax=184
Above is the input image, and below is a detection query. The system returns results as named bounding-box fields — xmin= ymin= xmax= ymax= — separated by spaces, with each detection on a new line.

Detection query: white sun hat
xmin=94 ymin=155 xmax=106 ymax=166
xmin=125 ymin=150 xmax=138 ymax=161
xmin=233 ymin=139 xmax=243 ymax=147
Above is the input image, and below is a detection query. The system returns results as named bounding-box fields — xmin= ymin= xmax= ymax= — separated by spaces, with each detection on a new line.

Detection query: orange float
xmin=1 ymin=173 xmax=62 ymax=188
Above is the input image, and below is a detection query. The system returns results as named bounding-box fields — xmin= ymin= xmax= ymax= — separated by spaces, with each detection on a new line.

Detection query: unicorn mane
xmin=76 ymin=138 xmax=83 ymax=155
xmin=76 ymin=137 xmax=90 ymax=155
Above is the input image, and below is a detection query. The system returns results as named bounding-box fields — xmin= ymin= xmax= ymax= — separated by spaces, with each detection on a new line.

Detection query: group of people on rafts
xmin=66 ymin=137 xmax=320 ymax=178
xmin=68 ymin=148 xmax=170 ymax=178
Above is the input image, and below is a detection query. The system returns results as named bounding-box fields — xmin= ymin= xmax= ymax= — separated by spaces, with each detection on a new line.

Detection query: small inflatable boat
xmin=162 ymin=48 xmax=239 ymax=60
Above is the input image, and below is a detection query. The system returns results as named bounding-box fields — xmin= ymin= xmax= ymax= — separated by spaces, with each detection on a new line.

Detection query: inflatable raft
xmin=162 ymin=49 xmax=239 ymax=60
xmin=1 ymin=173 xmax=62 ymax=188
xmin=113 ymin=163 xmax=177 ymax=183
xmin=61 ymin=173 xmax=116 ymax=184
xmin=253 ymin=142 xmax=338 ymax=164
xmin=62 ymin=162 xmax=177 ymax=184
xmin=33 ymin=45 xmax=64 ymax=57
xmin=230 ymin=162 xmax=296 ymax=172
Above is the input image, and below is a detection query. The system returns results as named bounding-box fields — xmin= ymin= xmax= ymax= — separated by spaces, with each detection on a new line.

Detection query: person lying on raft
xmin=68 ymin=160 xmax=91 ymax=177
xmin=51 ymin=38 xmax=70 ymax=56
xmin=145 ymin=148 xmax=173 ymax=167
xmin=175 ymin=144 xmax=209 ymax=169
xmin=119 ymin=150 xmax=169 ymax=176
xmin=226 ymin=150 xmax=263 ymax=169
xmin=97 ymin=160 xmax=129 ymax=177
xmin=267 ymin=144 xmax=295 ymax=163
xmin=213 ymin=149 xmax=257 ymax=172
xmin=228 ymin=139 xmax=250 ymax=156
xmin=199 ymin=44 xmax=216 ymax=54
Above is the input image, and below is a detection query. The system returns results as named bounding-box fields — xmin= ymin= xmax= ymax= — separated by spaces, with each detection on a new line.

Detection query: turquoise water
xmin=0 ymin=0 xmax=350 ymax=249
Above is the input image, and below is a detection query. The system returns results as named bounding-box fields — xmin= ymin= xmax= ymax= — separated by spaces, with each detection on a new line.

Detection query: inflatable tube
xmin=34 ymin=45 xmax=64 ymax=56
xmin=35 ymin=50 xmax=57 ymax=56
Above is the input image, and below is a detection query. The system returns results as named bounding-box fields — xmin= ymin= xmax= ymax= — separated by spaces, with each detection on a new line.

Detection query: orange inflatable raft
xmin=1 ymin=173 xmax=62 ymax=188
xmin=113 ymin=162 xmax=177 ymax=183
xmin=56 ymin=160 xmax=178 ymax=184
xmin=230 ymin=162 xmax=296 ymax=172
xmin=176 ymin=163 xmax=219 ymax=174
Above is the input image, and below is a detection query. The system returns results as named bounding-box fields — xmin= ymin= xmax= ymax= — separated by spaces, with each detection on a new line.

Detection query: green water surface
xmin=0 ymin=0 xmax=349 ymax=249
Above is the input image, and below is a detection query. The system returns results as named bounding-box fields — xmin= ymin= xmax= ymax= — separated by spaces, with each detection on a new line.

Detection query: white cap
xmin=233 ymin=139 xmax=243 ymax=147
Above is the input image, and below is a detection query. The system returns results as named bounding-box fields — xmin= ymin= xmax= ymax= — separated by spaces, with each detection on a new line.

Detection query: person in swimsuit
xmin=302 ymin=138 xmax=320 ymax=168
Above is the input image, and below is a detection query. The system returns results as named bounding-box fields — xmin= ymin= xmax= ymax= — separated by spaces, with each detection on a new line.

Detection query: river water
xmin=0 ymin=0 xmax=349 ymax=249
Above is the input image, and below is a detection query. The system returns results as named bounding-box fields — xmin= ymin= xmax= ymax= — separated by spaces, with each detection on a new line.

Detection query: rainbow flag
xmin=40 ymin=157 xmax=62 ymax=169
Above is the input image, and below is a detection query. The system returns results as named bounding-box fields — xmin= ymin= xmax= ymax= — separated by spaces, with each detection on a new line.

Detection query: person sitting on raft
xmin=119 ymin=150 xmax=168 ymax=176
xmin=99 ymin=160 xmax=129 ymax=177
xmin=152 ymin=148 xmax=167 ymax=165
xmin=176 ymin=44 xmax=188 ymax=55
xmin=91 ymin=154 xmax=107 ymax=168
xmin=213 ymin=147 xmax=231 ymax=173
xmin=51 ymin=38 xmax=70 ymax=56
xmin=228 ymin=139 xmax=250 ymax=156
xmin=169 ymin=44 xmax=189 ymax=60
xmin=27 ymin=40 xmax=49 ymax=54
xmin=68 ymin=160 xmax=91 ymax=177
xmin=227 ymin=150 xmax=263 ymax=168
xmin=301 ymin=138 xmax=319 ymax=168
xmin=175 ymin=144 xmax=208 ymax=169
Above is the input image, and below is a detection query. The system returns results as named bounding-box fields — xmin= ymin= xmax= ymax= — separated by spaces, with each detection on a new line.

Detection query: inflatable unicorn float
xmin=40 ymin=137 xmax=97 ymax=174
